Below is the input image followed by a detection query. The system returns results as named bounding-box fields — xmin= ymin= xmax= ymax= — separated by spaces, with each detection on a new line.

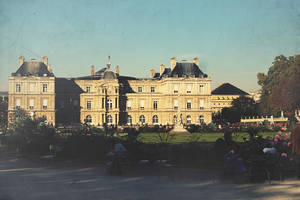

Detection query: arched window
xmin=127 ymin=115 xmax=132 ymax=125
xmin=85 ymin=115 xmax=92 ymax=123
xmin=107 ymin=115 xmax=113 ymax=125
xmin=199 ymin=115 xmax=204 ymax=124
xmin=139 ymin=115 xmax=145 ymax=124
xmin=152 ymin=115 xmax=159 ymax=124
xmin=187 ymin=115 xmax=191 ymax=124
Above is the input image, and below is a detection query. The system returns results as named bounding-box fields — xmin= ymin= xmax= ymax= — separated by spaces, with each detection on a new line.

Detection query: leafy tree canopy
xmin=213 ymin=96 xmax=259 ymax=124
xmin=257 ymin=54 xmax=300 ymax=116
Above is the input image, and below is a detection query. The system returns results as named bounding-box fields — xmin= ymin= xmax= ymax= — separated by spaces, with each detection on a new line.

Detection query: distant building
xmin=0 ymin=91 xmax=8 ymax=102
xmin=249 ymin=89 xmax=262 ymax=103
xmin=8 ymin=56 xmax=55 ymax=124
xmin=8 ymin=56 xmax=213 ymax=126
xmin=211 ymin=83 xmax=249 ymax=113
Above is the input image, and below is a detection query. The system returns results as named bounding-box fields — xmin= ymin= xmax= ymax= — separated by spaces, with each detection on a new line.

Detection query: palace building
xmin=8 ymin=56 xmax=247 ymax=127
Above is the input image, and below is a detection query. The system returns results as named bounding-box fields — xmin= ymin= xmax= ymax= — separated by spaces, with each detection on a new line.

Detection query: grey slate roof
xmin=12 ymin=60 xmax=54 ymax=77
xmin=171 ymin=61 xmax=207 ymax=78
xmin=211 ymin=83 xmax=249 ymax=95
xmin=156 ymin=61 xmax=207 ymax=79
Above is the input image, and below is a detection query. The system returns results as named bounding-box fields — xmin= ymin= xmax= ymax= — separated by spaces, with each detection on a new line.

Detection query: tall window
xmin=43 ymin=84 xmax=47 ymax=92
xmin=187 ymin=115 xmax=191 ymax=124
xmin=139 ymin=115 xmax=145 ymax=124
xmin=199 ymin=85 xmax=204 ymax=93
xmin=87 ymin=101 xmax=91 ymax=109
xmin=199 ymin=115 xmax=204 ymax=124
xmin=29 ymin=99 xmax=34 ymax=109
xmin=85 ymin=115 xmax=92 ymax=123
xmin=127 ymin=115 xmax=132 ymax=125
xmin=151 ymin=87 xmax=155 ymax=93
xmin=115 ymin=98 xmax=118 ymax=108
xmin=107 ymin=99 xmax=112 ymax=110
xmin=140 ymin=100 xmax=144 ymax=110
xmin=29 ymin=83 xmax=35 ymax=92
xmin=187 ymin=100 xmax=191 ymax=109
xmin=174 ymin=99 xmax=178 ymax=110
xmin=102 ymin=98 xmax=104 ymax=108
xmin=86 ymin=86 xmax=91 ymax=93
xmin=174 ymin=84 xmax=178 ymax=93
xmin=16 ymin=84 xmax=21 ymax=93
xmin=107 ymin=115 xmax=113 ymax=125
xmin=153 ymin=100 xmax=158 ymax=110
xmin=115 ymin=88 xmax=118 ymax=94
xmin=43 ymin=99 xmax=48 ymax=109
xmin=138 ymin=87 xmax=142 ymax=93
xmin=127 ymin=100 xmax=131 ymax=110
xmin=200 ymin=99 xmax=204 ymax=110
xmin=187 ymin=85 xmax=191 ymax=93
xmin=152 ymin=115 xmax=159 ymax=124
xmin=16 ymin=99 xmax=21 ymax=109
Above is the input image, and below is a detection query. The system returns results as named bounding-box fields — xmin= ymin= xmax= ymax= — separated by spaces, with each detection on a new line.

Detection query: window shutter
xmin=174 ymin=99 xmax=178 ymax=107
xmin=43 ymin=99 xmax=48 ymax=106
xmin=16 ymin=99 xmax=21 ymax=106
xmin=29 ymin=99 xmax=34 ymax=106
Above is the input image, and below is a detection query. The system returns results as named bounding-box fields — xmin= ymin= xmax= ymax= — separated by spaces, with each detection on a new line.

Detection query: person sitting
xmin=291 ymin=125 xmax=300 ymax=179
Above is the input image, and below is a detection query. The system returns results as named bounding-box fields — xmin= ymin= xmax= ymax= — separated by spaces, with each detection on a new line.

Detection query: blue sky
xmin=0 ymin=0 xmax=299 ymax=92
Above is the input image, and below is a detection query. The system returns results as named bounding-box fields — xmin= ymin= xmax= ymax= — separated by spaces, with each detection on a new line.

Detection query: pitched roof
xmin=211 ymin=83 xmax=249 ymax=95
xmin=12 ymin=60 xmax=54 ymax=77
xmin=155 ymin=61 xmax=207 ymax=79
xmin=170 ymin=61 xmax=206 ymax=78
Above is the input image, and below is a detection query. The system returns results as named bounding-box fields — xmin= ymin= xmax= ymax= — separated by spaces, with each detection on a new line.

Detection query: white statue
xmin=295 ymin=110 xmax=300 ymax=122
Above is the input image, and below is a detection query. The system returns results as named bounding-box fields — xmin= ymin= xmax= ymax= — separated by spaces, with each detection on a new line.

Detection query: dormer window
xmin=86 ymin=86 xmax=91 ymax=93
xmin=138 ymin=87 xmax=142 ymax=93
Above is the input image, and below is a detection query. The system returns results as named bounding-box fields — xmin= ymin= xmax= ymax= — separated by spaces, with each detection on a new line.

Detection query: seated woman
xmin=223 ymin=131 xmax=247 ymax=179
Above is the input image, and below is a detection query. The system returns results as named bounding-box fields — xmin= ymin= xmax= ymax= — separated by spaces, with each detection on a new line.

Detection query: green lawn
xmin=137 ymin=132 xmax=280 ymax=144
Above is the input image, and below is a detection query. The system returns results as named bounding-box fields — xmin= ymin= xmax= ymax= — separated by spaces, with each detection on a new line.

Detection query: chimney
xmin=160 ymin=64 xmax=165 ymax=76
xmin=171 ymin=57 xmax=176 ymax=71
xmin=116 ymin=65 xmax=120 ymax=74
xmin=193 ymin=57 xmax=199 ymax=66
xmin=47 ymin=63 xmax=52 ymax=72
xmin=19 ymin=56 xmax=24 ymax=67
xmin=43 ymin=56 xmax=48 ymax=66
xmin=150 ymin=69 xmax=155 ymax=78
xmin=91 ymin=65 xmax=95 ymax=76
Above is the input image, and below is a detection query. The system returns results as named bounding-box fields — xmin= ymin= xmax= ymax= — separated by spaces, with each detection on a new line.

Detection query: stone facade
xmin=8 ymin=56 xmax=248 ymax=127
xmin=211 ymin=83 xmax=249 ymax=113
xmin=8 ymin=57 xmax=55 ymax=124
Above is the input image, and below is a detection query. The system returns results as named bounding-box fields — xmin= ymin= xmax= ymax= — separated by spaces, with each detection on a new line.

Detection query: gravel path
xmin=0 ymin=152 xmax=299 ymax=200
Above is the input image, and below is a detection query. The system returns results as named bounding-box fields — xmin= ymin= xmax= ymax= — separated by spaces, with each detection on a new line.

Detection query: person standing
xmin=291 ymin=125 xmax=300 ymax=179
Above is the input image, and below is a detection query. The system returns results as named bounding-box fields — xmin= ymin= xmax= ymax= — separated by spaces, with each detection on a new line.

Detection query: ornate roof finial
xmin=107 ymin=55 xmax=111 ymax=69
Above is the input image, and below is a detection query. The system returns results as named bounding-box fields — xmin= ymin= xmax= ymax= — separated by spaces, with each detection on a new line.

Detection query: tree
xmin=0 ymin=100 xmax=8 ymax=134
xmin=257 ymin=54 xmax=300 ymax=117
xmin=270 ymin=72 xmax=300 ymax=117
xmin=213 ymin=96 xmax=259 ymax=124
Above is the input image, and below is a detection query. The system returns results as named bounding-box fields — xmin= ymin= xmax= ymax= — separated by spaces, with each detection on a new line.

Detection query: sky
xmin=0 ymin=0 xmax=299 ymax=92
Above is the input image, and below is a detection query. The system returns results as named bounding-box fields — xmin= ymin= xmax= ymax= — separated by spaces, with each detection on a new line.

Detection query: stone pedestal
xmin=169 ymin=123 xmax=190 ymax=134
